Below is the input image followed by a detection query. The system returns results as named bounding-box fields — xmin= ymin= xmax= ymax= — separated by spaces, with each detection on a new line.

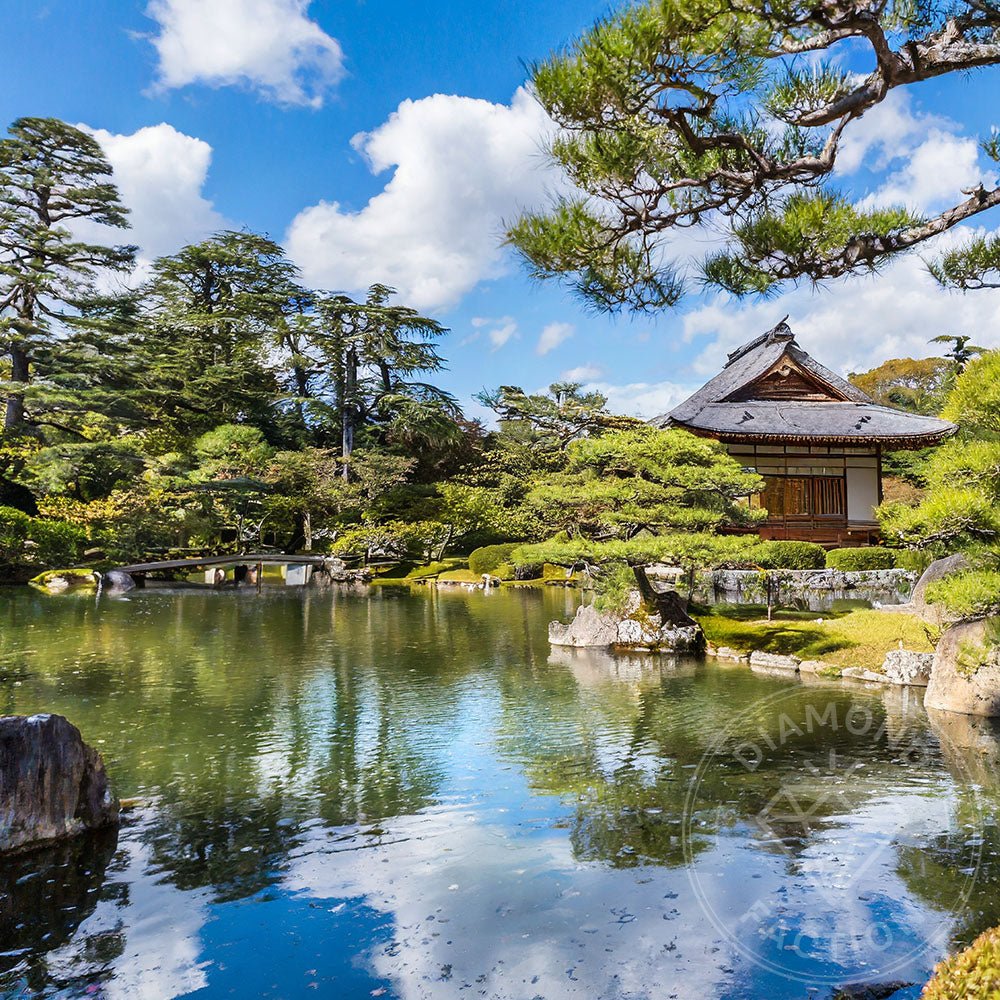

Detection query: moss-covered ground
xmin=695 ymin=603 xmax=934 ymax=670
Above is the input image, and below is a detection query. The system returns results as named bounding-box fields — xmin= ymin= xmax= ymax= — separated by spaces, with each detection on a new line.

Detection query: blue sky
xmin=4 ymin=0 xmax=1000 ymax=421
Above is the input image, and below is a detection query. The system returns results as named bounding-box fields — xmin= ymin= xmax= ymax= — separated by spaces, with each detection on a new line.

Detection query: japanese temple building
xmin=654 ymin=320 xmax=956 ymax=546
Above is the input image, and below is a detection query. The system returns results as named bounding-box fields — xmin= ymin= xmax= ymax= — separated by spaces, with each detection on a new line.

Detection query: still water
xmin=1 ymin=585 xmax=998 ymax=999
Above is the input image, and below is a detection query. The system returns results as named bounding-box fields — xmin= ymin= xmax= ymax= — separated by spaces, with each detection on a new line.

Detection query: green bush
xmin=468 ymin=543 xmax=518 ymax=576
xmin=29 ymin=518 xmax=87 ymax=566
xmin=748 ymin=540 xmax=826 ymax=570
xmin=825 ymin=547 xmax=896 ymax=571
xmin=0 ymin=506 xmax=31 ymax=563
xmin=922 ymin=924 xmax=1000 ymax=999
xmin=893 ymin=548 xmax=934 ymax=576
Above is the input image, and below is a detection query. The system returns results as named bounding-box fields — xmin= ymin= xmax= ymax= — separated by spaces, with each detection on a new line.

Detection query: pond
xmin=1 ymin=585 xmax=998 ymax=999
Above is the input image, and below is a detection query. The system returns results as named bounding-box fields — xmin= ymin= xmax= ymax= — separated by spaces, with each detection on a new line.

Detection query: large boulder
xmin=911 ymin=554 xmax=970 ymax=624
xmin=881 ymin=649 xmax=934 ymax=686
xmin=102 ymin=569 xmax=136 ymax=593
xmin=549 ymin=593 xmax=703 ymax=652
xmin=924 ymin=619 xmax=1000 ymax=716
xmin=0 ymin=714 xmax=119 ymax=853
xmin=549 ymin=604 xmax=621 ymax=648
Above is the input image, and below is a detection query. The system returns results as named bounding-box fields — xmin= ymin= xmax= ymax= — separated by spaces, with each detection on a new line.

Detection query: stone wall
xmin=691 ymin=568 xmax=915 ymax=609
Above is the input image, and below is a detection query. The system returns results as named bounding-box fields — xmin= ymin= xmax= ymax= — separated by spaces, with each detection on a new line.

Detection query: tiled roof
xmin=654 ymin=321 xmax=957 ymax=448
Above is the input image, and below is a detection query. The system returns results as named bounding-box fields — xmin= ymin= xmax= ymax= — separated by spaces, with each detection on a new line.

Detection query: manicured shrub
xmin=748 ymin=540 xmax=826 ymax=570
xmin=492 ymin=562 xmax=515 ymax=581
xmin=825 ymin=547 xmax=896 ymax=571
xmin=0 ymin=506 xmax=31 ymax=563
xmin=922 ymin=924 xmax=1000 ymax=999
xmin=29 ymin=518 xmax=87 ymax=566
xmin=893 ymin=548 xmax=934 ymax=576
xmin=468 ymin=543 xmax=518 ymax=576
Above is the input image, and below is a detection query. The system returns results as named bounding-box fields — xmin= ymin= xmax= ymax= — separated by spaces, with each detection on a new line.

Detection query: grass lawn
xmin=696 ymin=604 xmax=934 ymax=670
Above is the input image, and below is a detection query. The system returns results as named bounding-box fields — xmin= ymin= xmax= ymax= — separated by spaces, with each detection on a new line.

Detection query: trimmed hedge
xmin=749 ymin=540 xmax=827 ymax=570
xmin=468 ymin=543 xmax=518 ymax=576
xmin=825 ymin=547 xmax=896 ymax=571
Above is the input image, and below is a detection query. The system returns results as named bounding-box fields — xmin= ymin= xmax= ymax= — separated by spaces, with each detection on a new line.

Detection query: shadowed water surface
xmin=1 ymin=585 xmax=999 ymax=999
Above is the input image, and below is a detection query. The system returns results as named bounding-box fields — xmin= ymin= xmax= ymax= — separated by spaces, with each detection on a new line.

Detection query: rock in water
xmin=925 ymin=620 xmax=1000 ymax=717
xmin=548 ymin=593 xmax=703 ymax=652
xmin=549 ymin=605 xmax=620 ymax=648
xmin=103 ymin=569 xmax=136 ymax=593
xmin=0 ymin=714 xmax=119 ymax=853
xmin=882 ymin=649 xmax=934 ymax=686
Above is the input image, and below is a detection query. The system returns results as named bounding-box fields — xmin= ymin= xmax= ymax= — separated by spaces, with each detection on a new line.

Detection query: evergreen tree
xmin=307 ymin=284 xmax=458 ymax=476
xmin=880 ymin=351 xmax=1000 ymax=619
xmin=507 ymin=0 xmax=1000 ymax=311
xmin=0 ymin=117 xmax=134 ymax=432
xmin=513 ymin=426 xmax=763 ymax=618
xmin=138 ymin=231 xmax=306 ymax=440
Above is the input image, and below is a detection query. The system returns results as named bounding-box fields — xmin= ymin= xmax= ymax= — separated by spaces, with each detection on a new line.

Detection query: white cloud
xmin=835 ymin=91 xmax=950 ymax=176
xmin=681 ymin=226 xmax=1000 ymax=380
xmin=834 ymin=91 xmax=988 ymax=214
xmin=144 ymin=0 xmax=343 ymax=108
xmin=285 ymin=87 xmax=560 ymax=311
xmin=562 ymin=364 xmax=603 ymax=381
xmin=487 ymin=319 xmax=519 ymax=350
xmin=83 ymin=123 xmax=226 ymax=262
xmin=583 ymin=379 xmax=696 ymax=419
xmin=860 ymin=130 xmax=984 ymax=214
xmin=536 ymin=321 xmax=574 ymax=355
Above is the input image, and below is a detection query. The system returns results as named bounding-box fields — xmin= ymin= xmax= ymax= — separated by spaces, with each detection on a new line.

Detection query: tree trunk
xmin=4 ymin=346 xmax=29 ymax=433
xmin=341 ymin=347 xmax=357 ymax=480
xmin=303 ymin=511 xmax=312 ymax=552
xmin=630 ymin=564 xmax=698 ymax=627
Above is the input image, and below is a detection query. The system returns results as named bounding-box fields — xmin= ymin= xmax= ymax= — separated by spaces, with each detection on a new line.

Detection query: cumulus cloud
xmin=536 ymin=321 xmax=574 ymax=355
xmin=285 ymin=87 xmax=560 ymax=311
xmin=144 ymin=0 xmax=344 ymax=108
xmin=682 ymin=228 xmax=1000 ymax=380
xmin=562 ymin=364 xmax=603 ymax=381
xmin=860 ymin=130 xmax=984 ymax=214
xmin=835 ymin=91 xmax=951 ymax=176
xmin=83 ymin=123 xmax=226 ymax=262
xmin=835 ymin=91 xmax=988 ymax=213
xmin=581 ymin=378 xmax=696 ymax=419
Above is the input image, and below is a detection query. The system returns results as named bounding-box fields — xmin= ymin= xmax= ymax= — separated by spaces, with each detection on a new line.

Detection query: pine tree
xmin=508 ymin=1 xmax=1000 ymax=311
xmin=0 ymin=117 xmax=134 ymax=432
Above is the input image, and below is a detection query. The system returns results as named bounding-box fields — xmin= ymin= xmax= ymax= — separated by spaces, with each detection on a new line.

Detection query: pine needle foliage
xmin=509 ymin=0 xmax=1000 ymax=311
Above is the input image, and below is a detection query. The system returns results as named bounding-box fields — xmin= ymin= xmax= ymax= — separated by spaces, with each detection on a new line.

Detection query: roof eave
xmin=674 ymin=423 xmax=958 ymax=450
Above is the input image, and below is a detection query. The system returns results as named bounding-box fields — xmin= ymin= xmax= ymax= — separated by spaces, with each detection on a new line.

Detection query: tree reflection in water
xmin=0 ymin=586 xmax=999 ymax=996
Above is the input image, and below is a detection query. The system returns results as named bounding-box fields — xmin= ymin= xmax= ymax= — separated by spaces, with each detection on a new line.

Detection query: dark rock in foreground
xmin=0 ymin=714 xmax=119 ymax=853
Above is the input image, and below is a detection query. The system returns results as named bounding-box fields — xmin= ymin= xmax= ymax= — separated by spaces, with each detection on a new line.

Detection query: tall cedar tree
xmin=309 ymin=284 xmax=458 ymax=476
xmin=139 ymin=232 xmax=307 ymax=440
xmin=508 ymin=0 xmax=1000 ymax=311
xmin=0 ymin=118 xmax=134 ymax=432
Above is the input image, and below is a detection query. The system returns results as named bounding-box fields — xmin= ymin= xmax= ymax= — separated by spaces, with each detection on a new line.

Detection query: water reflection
xmin=0 ymin=586 xmax=997 ymax=998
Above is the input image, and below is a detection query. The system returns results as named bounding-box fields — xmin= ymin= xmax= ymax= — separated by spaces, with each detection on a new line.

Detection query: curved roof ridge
xmin=653 ymin=319 xmax=956 ymax=448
